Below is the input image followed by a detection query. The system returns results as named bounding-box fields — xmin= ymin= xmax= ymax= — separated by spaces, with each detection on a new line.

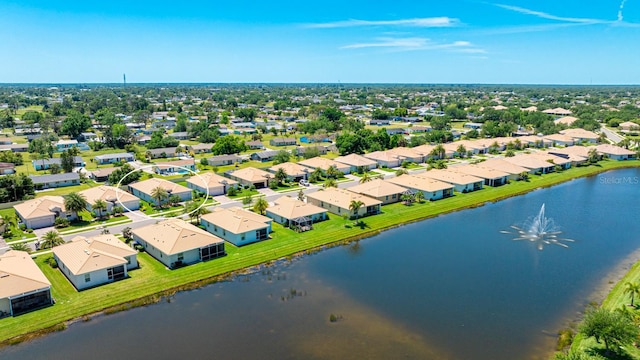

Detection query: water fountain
xmin=501 ymin=204 xmax=574 ymax=250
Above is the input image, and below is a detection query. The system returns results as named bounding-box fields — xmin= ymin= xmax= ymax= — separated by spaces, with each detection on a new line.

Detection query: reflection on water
xmin=1 ymin=168 xmax=639 ymax=360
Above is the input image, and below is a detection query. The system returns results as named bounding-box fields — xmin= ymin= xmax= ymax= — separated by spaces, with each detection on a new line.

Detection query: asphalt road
xmin=600 ymin=125 xmax=624 ymax=144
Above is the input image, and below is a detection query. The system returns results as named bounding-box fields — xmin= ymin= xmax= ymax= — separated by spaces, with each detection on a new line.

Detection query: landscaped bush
xmin=46 ymin=256 xmax=58 ymax=269
xmin=134 ymin=244 xmax=145 ymax=252
xmin=54 ymin=217 xmax=70 ymax=228
xmin=19 ymin=223 xmax=26 ymax=230
xmin=226 ymin=187 xmax=238 ymax=196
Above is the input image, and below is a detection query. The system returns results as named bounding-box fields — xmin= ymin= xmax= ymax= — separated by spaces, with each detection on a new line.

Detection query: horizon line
xmin=0 ymin=82 xmax=639 ymax=87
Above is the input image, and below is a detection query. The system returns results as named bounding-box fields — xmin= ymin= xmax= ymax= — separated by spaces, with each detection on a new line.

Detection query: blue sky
xmin=1 ymin=0 xmax=639 ymax=84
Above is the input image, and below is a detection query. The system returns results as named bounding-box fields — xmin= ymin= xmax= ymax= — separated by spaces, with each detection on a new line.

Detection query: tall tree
xmin=40 ymin=230 xmax=65 ymax=249
xmin=92 ymin=199 xmax=108 ymax=219
xmin=359 ymin=172 xmax=373 ymax=184
xmin=61 ymin=110 xmax=91 ymax=138
xmin=253 ymin=197 xmax=269 ymax=215
xmin=624 ymin=282 xmax=640 ymax=307
xmin=349 ymin=200 xmax=364 ymax=223
xmin=579 ymin=307 xmax=639 ymax=355
xmin=274 ymin=168 xmax=288 ymax=185
xmin=150 ymin=186 xmax=169 ymax=208
xmin=64 ymin=192 xmax=88 ymax=220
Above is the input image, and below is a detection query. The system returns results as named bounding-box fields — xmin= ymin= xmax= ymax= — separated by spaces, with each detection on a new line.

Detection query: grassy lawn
xmin=226 ymin=188 xmax=260 ymax=199
xmin=0 ymin=160 xmax=638 ymax=346
xmin=34 ymin=183 xmax=97 ymax=198
xmin=377 ymin=167 xmax=397 ymax=172
xmin=140 ymin=201 xmax=184 ymax=215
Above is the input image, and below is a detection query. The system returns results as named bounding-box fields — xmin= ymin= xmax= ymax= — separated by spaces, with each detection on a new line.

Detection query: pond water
xmin=2 ymin=168 xmax=639 ymax=360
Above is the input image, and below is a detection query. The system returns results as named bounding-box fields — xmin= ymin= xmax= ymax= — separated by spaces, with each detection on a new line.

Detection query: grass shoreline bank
xmin=1 ymin=160 xmax=639 ymax=350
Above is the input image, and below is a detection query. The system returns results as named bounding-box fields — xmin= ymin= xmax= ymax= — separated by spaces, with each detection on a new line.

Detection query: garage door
xmin=29 ymin=216 xmax=54 ymax=229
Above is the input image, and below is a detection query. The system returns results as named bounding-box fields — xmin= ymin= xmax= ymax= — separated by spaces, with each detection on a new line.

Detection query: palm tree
xmin=414 ymin=191 xmax=425 ymax=203
xmin=349 ymin=200 xmax=364 ymax=223
xmin=64 ymin=192 xmax=88 ymax=220
xmin=618 ymin=138 xmax=632 ymax=149
xmin=324 ymin=178 xmax=337 ymax=188
xmin=0 ymin=213 xmax=17 ymax=234
xmin=297 ymin=189 xmax=305 ymax=202
xmin=400 ymin=193 xmax=414 ymax=206
xmin=309 ymin=167 xmax=324 ymax=183
xmin=326 ymin=165 xmax=341 ymax=179
xmin=40 ymin=230 xmax=65 ymax=249
xmin=513 ymin=139 xmax=522 ymax=150
xmin=10 ymin=242 xmax=31 ymax=253
xmin=359 ymin=172 xmax=373 ymax=183
xmin=92 ymin=199 xmax=108 ymax=219
xmin=456 ymin=144 xmax=467 ymax=158
xmin=430 ymin=144 xmax=446 ymax=160
xmin=274 ymin=168 xmax=288 ymax=186
xmin=587 ymin=148 xmax=599 ymax=164
xmin=395 ymin=168 xmax=409 ymax=176
xmin=518 ymin=171 xmax=530 ymax=181
xmin=150 ymin=186 xmax=169 ymax=208
xmin=253 ymin=197 xmax=269 ymax=215
xmin=624 ymin=282 xmax=640 ymax=307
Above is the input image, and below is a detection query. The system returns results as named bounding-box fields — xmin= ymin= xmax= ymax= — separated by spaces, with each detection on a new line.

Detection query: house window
xmin=214 ymin=225 xmax=217 ymax=231
xmin=85 ymin=274 xmax=91 ymax=283
xmin=241 ymin=233 xmax=245 ymax=240
xmin=223 ymin=230 xmax=226 ymax=236
xmin=177 ymin=253 xmax=184 ymax=262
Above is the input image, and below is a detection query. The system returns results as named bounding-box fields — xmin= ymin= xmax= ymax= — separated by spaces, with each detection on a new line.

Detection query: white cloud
xmin=341 ymin=37 xmax=484 ymax=53
xmin=306 ymin=17 xmax=458 ymax=29
xmin=494 ymin=4 xmax=605 ymax=24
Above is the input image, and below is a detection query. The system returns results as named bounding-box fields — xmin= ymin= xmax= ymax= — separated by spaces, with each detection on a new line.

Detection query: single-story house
xmin=94 ymin=153 xmax=135 ymax=165
xmin=33 ymin=156 xmax=85 ymax=171
xmin=265 ymin=196 xmax=327 ymax=230
xmin=186 ymin=172 xmax=239 ymax=196
xmin=478 ymin=158 xmax=533 ymax=180
xmin=53 ymin=234 xmax=138 ymax=291
xmin=91 ymin=167 xmax=119 ymax=182
xmin=0 ymin=144 xmax=28 ymax=152
xmin=77 ymin=132 xmax=97 ymax=142
xmin=516 ymin=135 xmax=552 ymax=148
xmin=559 ymin=129 xmax=599 ymax=144
xmin=207 ymin=154 xmax=241 ymax=166
xmin=298 ymin=157 xmax=351 ymax=174
xmin=250 ymin=150 xmax=281 ymax=162
xmin=386 ymin=174 xmax=454 ymax=201
xmin=546 ymin=147 xmax=590 ymax=166
xmin=334 ymin=153 xmax=377 ymax=173
xmin=169 ymin=132 xmax=189 ymax=140
xmin=464 ymin=122 xmax=483 ymax=130
xmin=596 ymin=144 xmax=636 ymax=160
xmin=305 ymin=187 xmax=382 ymax=219
xmin=386 ymin=128 xmax=405 ymax=136
xmin=14 ymin=195 xmax=77 ymax=229
xmin=128 ymin=178 xmax=192 ymax=204
xmin=528 ymin=152 xmax=572 ymax=170
xmin=228 ymin=167 xmax=272 ymax=188
xmin=0 ymin=250 xmax=52 ymax=317
xmin=553 ymin=116 xmax=578 ymax=126
xmin=55 ymin=139 xmax=79 ymax=151
xmin=369 ymin=119 xmax=391 ymax=126
xmin=136 ymin=135 xmax=152 ymax=145
xmin=30 ymin=172 xmax=80 ymax=189
xmin=268 ymin=162 xmax=309 ymax=182
xmin=151 ymin=119 xmax=176 ymax=129
xmin=79 ymin=185 xmax=140 ymax=215
xmin=153 ymin=159 xmax=196 ymax=175
xmin=270 ymin=137 xmax=297 ymax=147
xmin=407 ymin=125 xmax=432 ymax=134
xmin=450 ymin=164 xmax=510 ymax=187
xmin=364 ymin=150 xmax=405 ymax=168
xmin=188 ymin=143 xmax=213 ymax=154
xmin=416 ymin=169 xmax=484 ymax=193
xmin=543 ymin=134 xmax=575 ymax=147
xmin=296 ymin=145 xmax=328 ymax=157
xmin=619 ymin=121 xmax=640 ymax=131
xmin=201 ymin=206 xmax=272 ymax=246
xmin=246 ymin=141 xmax=265 ymax=150
xmin=0 ymin=162 xmax=15 ymax=175
xmin=387 ymin=147 xmax=425 ymax=164
xmin=347 ymin=179 xmax=408 ymax=204
xmin=543 ymin=108 xmax=572 ymax=116
xmin=504 ymin=154 xmax=556 ymax=174
xmin=147 ymin=147 xmax=178 ymax=159
xmin=132 ymin=219 xmax=225 ymax=269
